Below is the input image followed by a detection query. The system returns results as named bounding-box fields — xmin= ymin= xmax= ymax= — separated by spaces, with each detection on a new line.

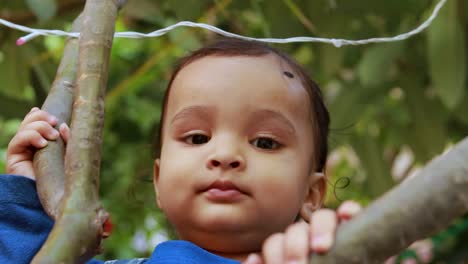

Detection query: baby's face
xmin=154 ymin=55 xmax=322 ymax=253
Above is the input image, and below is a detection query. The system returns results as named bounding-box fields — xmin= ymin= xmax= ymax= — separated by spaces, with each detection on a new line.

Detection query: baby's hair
xmin=154 ymin=37 xmax=330 ymax=173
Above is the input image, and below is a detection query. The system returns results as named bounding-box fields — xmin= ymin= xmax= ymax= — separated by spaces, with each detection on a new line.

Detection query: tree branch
xmin=31 ymin=0 xmax=122 ymax=263
xmin=310 ymin=137 xmax=468 ymax=263
xmin=33 ymin=14 xmax=81 ymax=219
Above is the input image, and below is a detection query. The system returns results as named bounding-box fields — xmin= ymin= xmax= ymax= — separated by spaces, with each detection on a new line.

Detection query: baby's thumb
xmin=59 ymin=123 xmax=70 ymax=144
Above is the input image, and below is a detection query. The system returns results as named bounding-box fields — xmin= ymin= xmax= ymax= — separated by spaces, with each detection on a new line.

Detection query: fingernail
xmin=50 ymin=130 xmax=59 ymax=138
xmin=338 ymin=214 xmax=352 ymax=221
xmin=30 ymin=107 xmax=39 ymax=113
xmin=48 ymin=116 xmax=58 ymax=123
xmin=311 ymin=234 xmax=333 ymax=252
xmin=39 ymin=138 xmax=48 ymax=146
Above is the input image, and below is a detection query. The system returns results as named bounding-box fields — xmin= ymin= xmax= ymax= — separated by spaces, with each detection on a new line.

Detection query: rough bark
xmin=31 ymin=1 xmax=123 ymax=263
xmin=310 ymin=136 xmax=468 ymax=263
xmin=33 ymin=15 xmax=81 ymax=219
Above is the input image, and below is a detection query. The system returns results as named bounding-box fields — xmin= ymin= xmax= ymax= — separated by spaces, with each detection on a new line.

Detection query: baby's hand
xmin=6 ymin=107 xmax=70 ymax=180
xmin=384 ymin=239 xmax=434 ymax=264
xmin=243 ymin=201 xmax=362 ymax=264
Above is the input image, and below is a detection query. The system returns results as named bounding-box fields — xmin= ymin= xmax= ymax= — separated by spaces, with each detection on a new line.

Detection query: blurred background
xmin=0 ymin=0 xmax=467 ymax=262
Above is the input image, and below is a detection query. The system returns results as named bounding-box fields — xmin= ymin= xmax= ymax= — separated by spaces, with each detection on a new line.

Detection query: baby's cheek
xmin=255 ymin=170 xmax=306 ymax=223
xmin=157 ymin=166 xmax=188 ymax=204
xmin=157 ymin=175 xmax=192 ymax=225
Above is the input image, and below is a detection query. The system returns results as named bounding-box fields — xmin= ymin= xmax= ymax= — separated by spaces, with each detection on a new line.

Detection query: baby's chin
xmin=184 ymin=230 xmax=265 ymax=257
xmin=175 ymin=218 xmax=281 ymax=255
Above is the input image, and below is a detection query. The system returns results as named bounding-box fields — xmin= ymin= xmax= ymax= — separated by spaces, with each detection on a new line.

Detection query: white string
xmin=0 ymin=0 xmax=446 ymax=47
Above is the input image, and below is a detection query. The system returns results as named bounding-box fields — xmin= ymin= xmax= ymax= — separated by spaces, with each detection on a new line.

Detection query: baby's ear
xmin=153 ymin=159 xmax=162 ymax=208
xmin=300 ymin=172 xmax=326 ymax=222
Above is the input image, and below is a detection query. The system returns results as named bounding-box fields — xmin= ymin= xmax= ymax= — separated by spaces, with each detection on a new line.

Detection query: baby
xmin=3 ymin=38 xmax=360 ymax=264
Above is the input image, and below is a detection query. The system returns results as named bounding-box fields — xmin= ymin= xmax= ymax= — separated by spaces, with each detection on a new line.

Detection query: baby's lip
xmin=201 ymin=180 xmax=248 ymax=195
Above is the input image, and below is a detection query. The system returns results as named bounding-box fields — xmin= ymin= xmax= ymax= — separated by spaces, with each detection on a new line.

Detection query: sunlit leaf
xmin=427 ymin=0 xmax=466 ymax=109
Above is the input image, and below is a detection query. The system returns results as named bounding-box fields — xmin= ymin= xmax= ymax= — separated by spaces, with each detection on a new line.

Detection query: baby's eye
xmin=185 ymin=134 xmax=210 ymax=145
xmin=251 ymin=137 xmax=281 ymax=150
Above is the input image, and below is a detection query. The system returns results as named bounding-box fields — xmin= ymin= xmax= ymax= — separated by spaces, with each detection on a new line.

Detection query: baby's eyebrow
xmin=250 ymin=109 xmax=296 ymax=135
xmin=170 ymin=105 xmax=214 ymax=125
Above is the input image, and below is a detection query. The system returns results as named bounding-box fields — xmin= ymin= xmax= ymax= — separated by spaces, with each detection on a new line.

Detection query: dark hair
xmin=155 ymin=38 xmax=330 ymax=173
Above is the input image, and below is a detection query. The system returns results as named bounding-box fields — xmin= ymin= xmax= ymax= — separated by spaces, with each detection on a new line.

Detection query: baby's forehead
xmin=177 ymin=54 xmax=304 ymax=91
xmin=167 ymin=54 xmax=312 ymax=121
xmin=183 ymin=53 xmax=297 ymax=75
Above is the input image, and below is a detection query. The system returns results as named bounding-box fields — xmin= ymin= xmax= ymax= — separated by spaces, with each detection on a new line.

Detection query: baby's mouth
xmin=200 ymin=180 xmax=248 ymax=202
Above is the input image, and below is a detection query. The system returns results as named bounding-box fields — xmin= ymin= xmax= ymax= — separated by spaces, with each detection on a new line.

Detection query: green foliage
xmin=427 ymin=0 xmax=466 ymax=109
xmin=25 ymin=0 xmax=57 ymax=22
xmin=0 ymin=37 xmax=30 ymax=99
xmin=357 ymin=42 xmax=403 ymax=88
xmin=0 ymin=0 xmax=467 ymax=261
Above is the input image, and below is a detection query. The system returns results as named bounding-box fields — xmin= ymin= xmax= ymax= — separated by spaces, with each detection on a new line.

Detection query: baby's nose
xmin=206 ymin=151 xmax=245 ymax=171
xmin=209 ymin=159 xmax=241 ymax=169
xmin=206 ymin=135 xmax=246 ymax=171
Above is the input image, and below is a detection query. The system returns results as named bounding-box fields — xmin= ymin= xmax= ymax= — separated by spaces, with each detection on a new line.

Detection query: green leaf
xmin=163 ymin=0 xmax=211 ymax=20
xmin=25 ymin=0 xmax=57 ymax=22
xmin=400 ymin=74 xmax=447 ymax=163
xmin=262 ymin=0 xmax=306 ymax=38
xmin=357 ymin=42 xmax=403 ymax=88
xmin=427 ymin=0 xmax=466 ymax=109
xmin=0 ymin=41 xmax=30 ymax=100
xmin=350 ymin=134 xmax=394 ymax=198
xmin=328 ymin=82 xmax=374 ymax=133
xmin=321 ymin=44 xmax=344 ymax=79
xmin=0 ymin=94 xmax=32 ymax=119
xmin=455 ymin=94 xmax=468 ymax=126
xmin=121 ymin=0 xmax=163 ymax=24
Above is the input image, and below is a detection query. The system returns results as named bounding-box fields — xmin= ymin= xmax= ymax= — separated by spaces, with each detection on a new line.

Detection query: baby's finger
xmin=59 ymin=123 xmax=70 ymax=144
xmin=22 ymin=121 xmax=60 ymax=141
xmin=409 ymin=239 xmax=433 ymax=263
xmin=29 ymin=107 xmax=40 ymax=114
xmin=310 ymin=209 xmax=336 ymax=253
xmin=262 ymin=233 xmax=284 ymax=264
xmin=243 ymin=253 xmax=263 ymax=264
xmin=20 ymin=109 xmax=58 ymax=129
xmin=7 ymin=130 xmax=48 ymax=155
xmin=284 ymin=222 xmax=308 ymax=264
xmin=337 ymin=200 xmax=362 ymax=221
xmin=383 ymin=256 xmax=397 ymax=264
xmin=401 ymin=259 xmax=418 ymax=264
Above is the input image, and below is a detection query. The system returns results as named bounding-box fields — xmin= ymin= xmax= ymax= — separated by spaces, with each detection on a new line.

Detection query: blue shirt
xmin=0 ymin=174 xmax=240 ymax=264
